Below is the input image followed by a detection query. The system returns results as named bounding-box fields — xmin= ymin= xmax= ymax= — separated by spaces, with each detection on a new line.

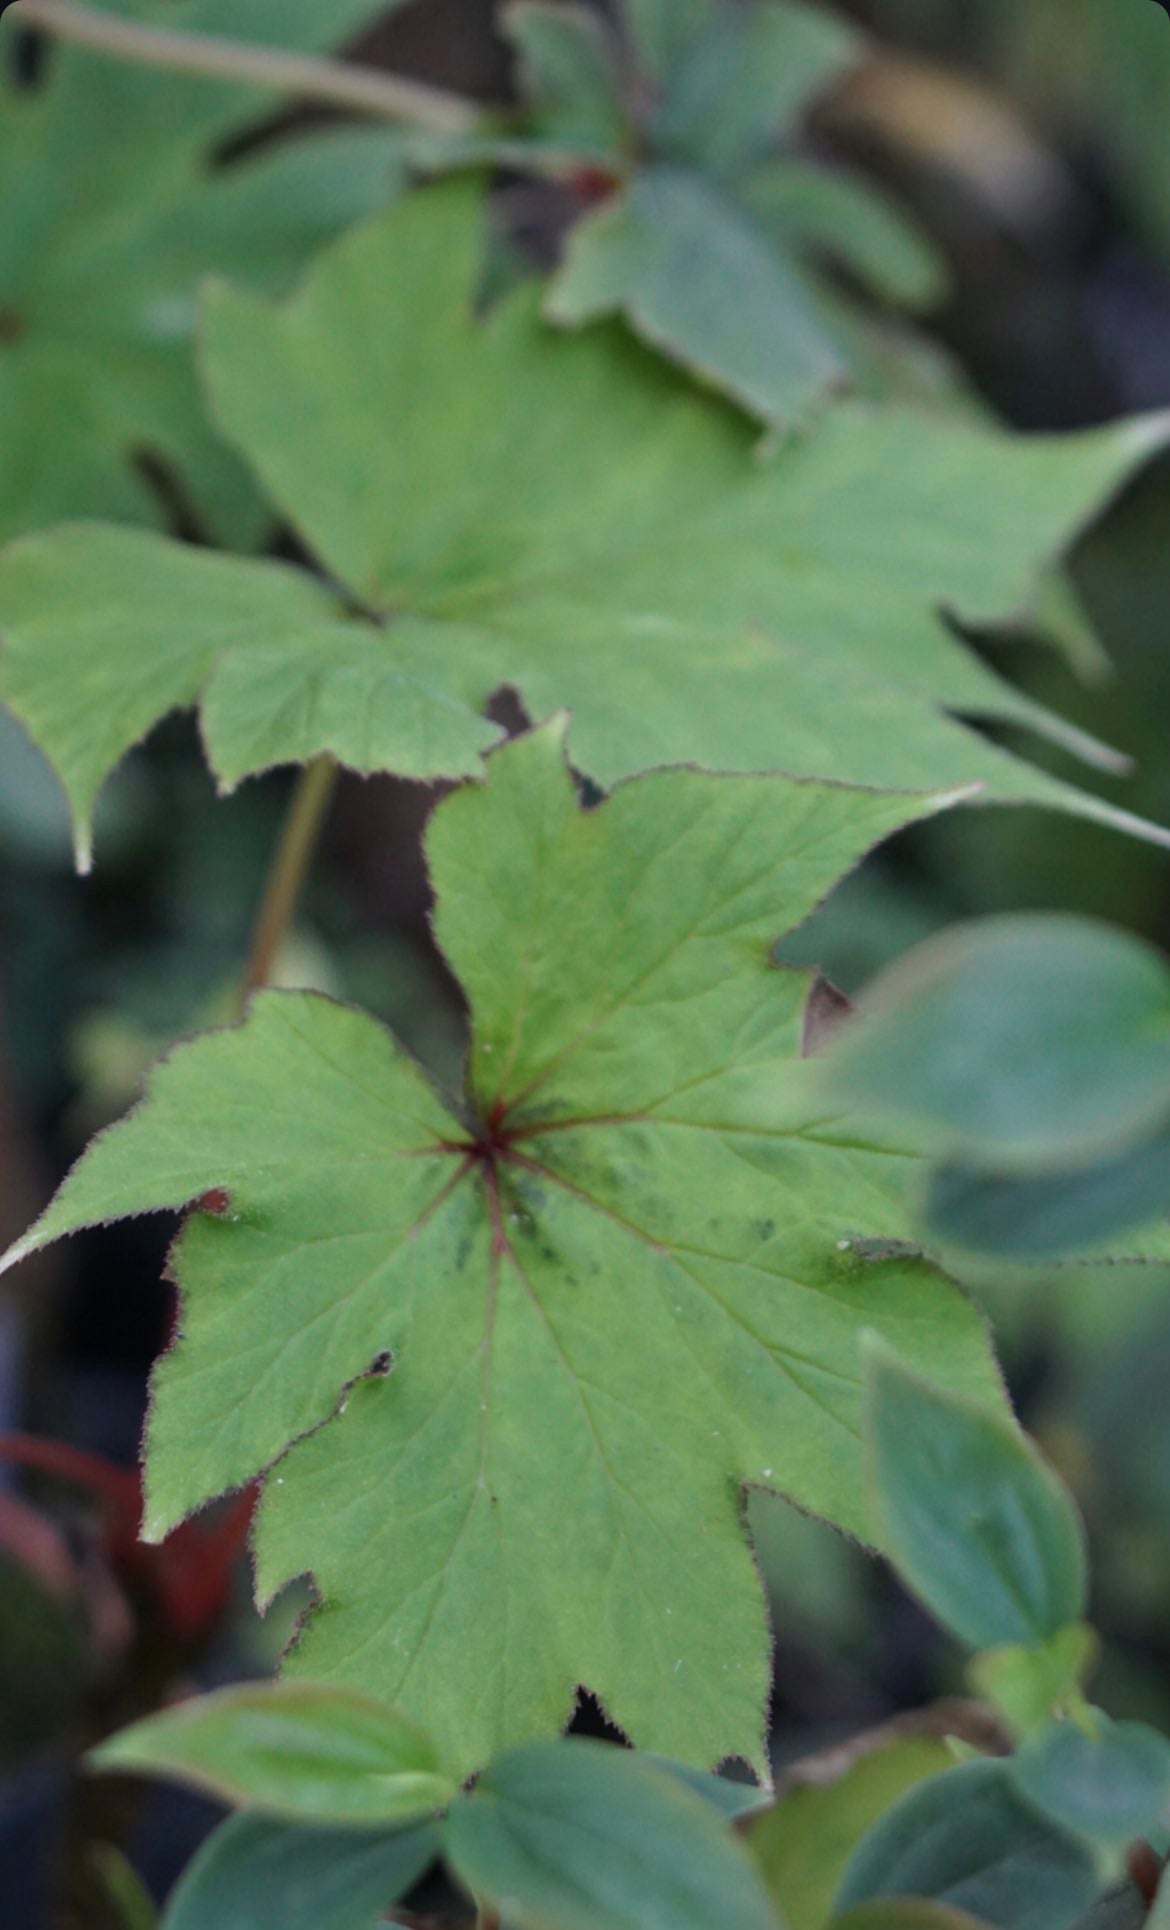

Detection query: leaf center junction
xmin=450 ymin=1098 xmax=533 ymax=1261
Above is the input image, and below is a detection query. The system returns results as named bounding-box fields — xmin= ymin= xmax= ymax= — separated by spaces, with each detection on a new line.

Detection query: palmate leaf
xmin=2 ymin=183 xmax=1168 ymax=871
xmin=0 ymin=0 xmax=404 ymax=545
xmin=1 ymin=724 xmax=1004 ymax=1775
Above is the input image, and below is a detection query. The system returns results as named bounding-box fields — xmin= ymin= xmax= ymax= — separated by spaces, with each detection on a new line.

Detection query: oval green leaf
xmin=925 ymin=1129 xmax=1170 ymax=1261
xmin=827 ymin=917 xmax=1170 ymax=1170
xmin=444 ymin=1738 xmax=783 ymax=1930
xmin=750 ymin=1734 xmax=953 ymax=1930
xmin=865 ymin=1342 xmax=1087 ymax=1651
xmin=89 ymin=1683 xmax=454 ymax=1827
xmin=835 ymin=1760 xmax=1101 ymax=1928
xmin=1010 ymin=1718 xmax=1170 ymax=1850
xmin=162 ymin=1813 xmax=439 ymax=1930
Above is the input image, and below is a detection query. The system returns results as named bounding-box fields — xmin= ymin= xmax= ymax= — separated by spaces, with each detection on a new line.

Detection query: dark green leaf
xmin=649 ymin=1758 xmax=770 ymax=1820
xmin=827 ymin=918 xmax=1170 ymax=1170
xmin=835 ymin=1760 xmax=1101 ymax=1928
xmin=925 ymin=1132 xmax=1170 ymax=1261
xmin=1010 ymin=1718 xmax=1170 ymax=1850
xmin=162 ymin=1814 xmax=439 ymax=1930
xmin=444 ymin=1739 xmax=782 ymax=1930
xmin=866 ymin=1342 xmax=1087 ymax=1650
xmin=89 ymin=1684 xmax=454 ymax=1825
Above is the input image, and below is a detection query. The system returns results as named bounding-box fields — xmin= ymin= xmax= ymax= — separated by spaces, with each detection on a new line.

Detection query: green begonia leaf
xmin=0 ymin=0 xmax=403 ymax=545
xmin=88 ymin=1683 xmax=455 ymax=1825
xmin=3 ymin=184 xmax=1166 ymax=867
xmin=835 ymin=1760 xmax=1101 ymax=1929
xmin=162 ymin=1813 xmax=439 ymax=1930
xmin=1009 ymin=1717 xmax=1170 ymax=1852
xmin=865 ymin=1344 xmax=1087 ymax=1651
xmin=750 ymin=1734 xmax=953 ymax=1930
xmin=0 ymin=724 xmax=1003 ymax=1775
xmin=443 ymin=1738 xmax=781 ymax=1930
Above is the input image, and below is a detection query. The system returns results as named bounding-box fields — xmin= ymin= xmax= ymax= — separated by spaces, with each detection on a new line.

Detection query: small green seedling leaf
xmin=865 ymin=1342 xmax=1087 ymax=1651
xmin=826 ymin=918 xmax=1170 ymax=1169
xmin=1010 ymin=1718 xmax=1170 ymax=1853
xmin=969 ymin=1625 xmax=1098 ymax=1741
xmin=835 ymin=1760 xmax=1101 ymax=1928
xmin=3 ymin=185 xmax=1166 ymax=865
xmin=89 ymin=1683 xmax=454 ymax=1826
xmin=749 ymin=1733 xmax=954 ymax=1930
xmin=2 ymin=726 xmax=1003 ymax=1776
xmin=162 ymin=1814 xmax=439 ymax=1930
xmin=444 ymin=1738 xmax=782 ymax=1930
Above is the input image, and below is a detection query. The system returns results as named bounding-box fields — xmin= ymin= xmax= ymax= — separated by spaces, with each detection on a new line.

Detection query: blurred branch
xmin=240 ymin=756 xmax=338 ymax=1014
xmin=12 ymin=0 xmax=482 ymax=136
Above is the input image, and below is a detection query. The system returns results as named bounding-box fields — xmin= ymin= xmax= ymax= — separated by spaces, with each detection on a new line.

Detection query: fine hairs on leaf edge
xmin=267 ymin=1465 xmax=778 ymax=1793
xmin=0 ymin=720 xmax=997 ymax=1777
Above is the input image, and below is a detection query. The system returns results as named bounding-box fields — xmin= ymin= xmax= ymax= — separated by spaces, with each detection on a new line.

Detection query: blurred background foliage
xmin=4 ymin=0 xmax=1170 ymax=1921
